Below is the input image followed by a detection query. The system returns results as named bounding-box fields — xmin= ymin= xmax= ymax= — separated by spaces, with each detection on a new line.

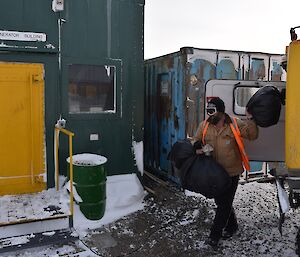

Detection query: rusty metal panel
xmin=144 ymin=53 xmax=185 ymax=174
xmin=186 ymin=49 xmax=217 ymax=136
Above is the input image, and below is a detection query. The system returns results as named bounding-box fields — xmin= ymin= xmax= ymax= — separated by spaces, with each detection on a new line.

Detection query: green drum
xmin=67 ymin=153 xmax=107 ymax=220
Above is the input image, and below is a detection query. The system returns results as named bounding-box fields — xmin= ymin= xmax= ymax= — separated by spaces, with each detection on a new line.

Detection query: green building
xmin=0 ymin=0 xmax=144 ymax=195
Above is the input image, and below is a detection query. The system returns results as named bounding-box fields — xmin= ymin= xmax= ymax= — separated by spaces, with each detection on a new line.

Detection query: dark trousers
xmin=210 ymin=175 xmax=239 ymax=240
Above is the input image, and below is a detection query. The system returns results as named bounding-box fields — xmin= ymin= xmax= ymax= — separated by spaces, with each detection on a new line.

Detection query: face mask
xmin=206 ymin=107 xmax=217 ymax=116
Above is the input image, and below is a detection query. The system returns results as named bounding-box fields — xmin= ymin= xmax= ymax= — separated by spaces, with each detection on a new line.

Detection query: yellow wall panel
xmin=286 ymin=40 xmax=300 ymax=169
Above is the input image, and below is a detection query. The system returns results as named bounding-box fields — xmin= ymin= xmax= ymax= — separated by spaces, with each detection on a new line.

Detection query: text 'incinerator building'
xmin=0 ymin=0 xmax=144 ymax=196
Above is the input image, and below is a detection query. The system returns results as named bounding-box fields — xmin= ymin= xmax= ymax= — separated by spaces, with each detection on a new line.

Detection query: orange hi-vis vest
xmin=201 ymin=117 xmax=250 ymax=171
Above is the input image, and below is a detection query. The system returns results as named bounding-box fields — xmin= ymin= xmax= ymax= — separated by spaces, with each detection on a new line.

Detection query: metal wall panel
xmin=248 ymin=54 xmax=269 ymax=80
xmin=60 ymin=0 xmax=145 ymax=176
xmin=270 ymin=56 xmax=286 ymax=81
xmin=217 ymin=51 xmax=239 ymax=79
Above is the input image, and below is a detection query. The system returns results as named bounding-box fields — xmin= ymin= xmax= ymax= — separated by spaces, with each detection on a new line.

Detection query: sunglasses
xmin=206 ymin=107 xmax=217 ymax=116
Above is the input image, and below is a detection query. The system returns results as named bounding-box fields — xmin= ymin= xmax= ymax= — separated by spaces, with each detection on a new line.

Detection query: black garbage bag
xmin=168 ymin=140 xmax=232 ymax=199
xmin=246 ymin=85 xmax=283 ymax=127
xmin=181 ymin=154 xmax=232 ymax=198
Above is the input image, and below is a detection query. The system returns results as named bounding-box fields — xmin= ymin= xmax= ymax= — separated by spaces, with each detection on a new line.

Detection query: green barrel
xmin=67 ymin=153 xmax=107 ymax=220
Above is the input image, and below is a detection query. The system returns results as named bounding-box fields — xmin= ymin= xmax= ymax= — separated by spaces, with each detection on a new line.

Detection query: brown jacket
xmin=194 ymin=115 xmax=258 ymax=177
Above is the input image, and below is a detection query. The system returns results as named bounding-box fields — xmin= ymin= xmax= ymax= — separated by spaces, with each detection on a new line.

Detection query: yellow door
xmin=0 ymin=63 xmax=46 ymax=195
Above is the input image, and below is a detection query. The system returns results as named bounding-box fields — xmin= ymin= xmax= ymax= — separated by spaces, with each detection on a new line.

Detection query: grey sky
xmin=144 ymin=0 xmax=300 ymax=59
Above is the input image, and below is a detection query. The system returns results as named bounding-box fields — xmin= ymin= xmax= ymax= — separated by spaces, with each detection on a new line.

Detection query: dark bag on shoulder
xmin=167 ymin=139 xmax=195 ymax=170
xmin=246 ymin=86 xmax=283 ymax=127
xmin=168 ymin=140 xmax=232 ymax=199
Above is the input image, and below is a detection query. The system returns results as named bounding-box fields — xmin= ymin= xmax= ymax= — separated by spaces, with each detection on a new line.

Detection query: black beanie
xmin=207 ymin=97 xmax=225 ymax=113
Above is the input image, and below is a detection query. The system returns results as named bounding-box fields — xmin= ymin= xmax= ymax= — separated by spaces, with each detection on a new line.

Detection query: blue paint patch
xmin=216 ymin=59 xmax=237 ymax=79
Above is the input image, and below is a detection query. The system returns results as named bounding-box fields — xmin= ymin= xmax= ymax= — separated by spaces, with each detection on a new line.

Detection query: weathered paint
xmin=249 ymin=55 xmax=268 ymax=80
xmin=270 ymin=56 xmax=286 ymax=81
xmin=145 ymin=47 xmax=286 ymax=177
xmin=144 ymin=54 xmax=186 ymax=174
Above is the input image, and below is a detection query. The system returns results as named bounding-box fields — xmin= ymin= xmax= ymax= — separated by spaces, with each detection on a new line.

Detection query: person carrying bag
xmin=194 ymin=97 xmax=258 ymax=248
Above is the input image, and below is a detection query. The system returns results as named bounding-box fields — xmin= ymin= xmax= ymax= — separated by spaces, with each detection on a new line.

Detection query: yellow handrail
xmin=54 ymin=127 xmax=75 ymax=217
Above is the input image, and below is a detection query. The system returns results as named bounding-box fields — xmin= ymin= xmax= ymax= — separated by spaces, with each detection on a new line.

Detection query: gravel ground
xmin=84 ymin=179 xmax=300 ymax=257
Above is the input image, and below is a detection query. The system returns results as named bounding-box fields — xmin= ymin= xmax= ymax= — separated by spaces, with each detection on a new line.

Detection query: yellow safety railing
xmin=54 ymin=127 xmax=75 ymax=218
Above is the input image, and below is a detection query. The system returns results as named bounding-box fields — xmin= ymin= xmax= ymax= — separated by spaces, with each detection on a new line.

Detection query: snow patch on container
xmin=132 ymin=141 xmax=144 ymax=175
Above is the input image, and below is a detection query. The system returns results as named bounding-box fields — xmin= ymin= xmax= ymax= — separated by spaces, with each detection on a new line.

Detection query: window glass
xmin=234 ymin=87 xmax=259 ymax=107
xmin=68 ymin=64 xmax=115 ymax=113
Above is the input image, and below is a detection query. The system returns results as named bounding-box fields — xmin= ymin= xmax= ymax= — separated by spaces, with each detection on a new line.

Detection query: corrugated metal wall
xmin=60 ymin=0 xmax=145 ymax=178
xmin=145 ymin=47 xmax=286 ymax=177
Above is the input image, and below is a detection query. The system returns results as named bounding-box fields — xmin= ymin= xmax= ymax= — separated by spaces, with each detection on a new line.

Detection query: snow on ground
xmin=2 ymin=174 xmax=300 ymax=256
xmin=61 ymin=172 xmax=146 ymax=236
xmin=73 ymin=174 xmax=146 ymax=237
xmin=1 ymin=173 xmax=146 ymax=257
xmin=0 ymin=188 xmax=70 ymax=224
xmin=186 ymin=181 xmax=300 ymax=257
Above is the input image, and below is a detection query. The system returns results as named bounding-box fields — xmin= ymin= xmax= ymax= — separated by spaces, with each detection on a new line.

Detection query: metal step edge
xmin=0 ymin=228 xmax=78 ymax=254
xmin=0 ymin=215 xmax=71 ymax=239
